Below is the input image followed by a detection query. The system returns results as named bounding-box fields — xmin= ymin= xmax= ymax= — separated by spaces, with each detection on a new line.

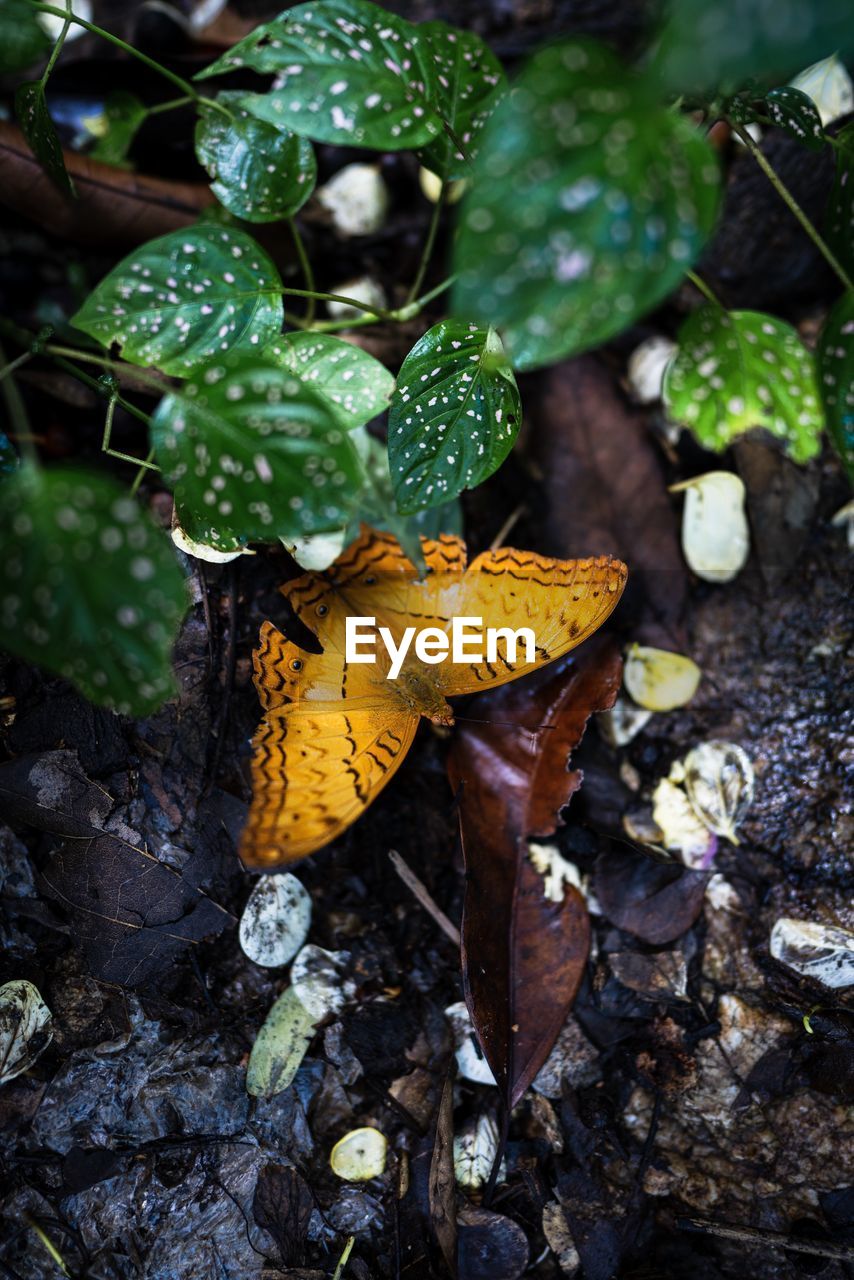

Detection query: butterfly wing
xmin=241 ymin=700 xmax=418 ymax=866
xmin=428 ymin=548 xmax=627 ymax=696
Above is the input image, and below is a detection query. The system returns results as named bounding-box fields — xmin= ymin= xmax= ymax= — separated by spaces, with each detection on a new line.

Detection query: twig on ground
xmin=388 ymin=849 xmax=461 ymax=947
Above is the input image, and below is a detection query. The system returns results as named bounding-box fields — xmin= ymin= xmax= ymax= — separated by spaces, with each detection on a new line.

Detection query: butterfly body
xmin=243 ymin=527 xmax=627 ymax=867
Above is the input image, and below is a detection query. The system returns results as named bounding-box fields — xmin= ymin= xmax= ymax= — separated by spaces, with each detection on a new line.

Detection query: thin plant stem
xmin=147 ymin=95 xmax=194 ymax=116
xmin=309 ymin=273 xmax=457 ymax=332
xmin=730 ymin=120 xmax=854 ymax=292
xmin=406 ymin=180 xmax=447 ymax=305
xmin=686 ymin=268 xmax=724 ymax=307
xmin=47 ymin=350 xmax=156 ymax=425
xmin=101 ymin=390 xmax=158 ymax=471
xmin=0 ymin=341 xmax=36 ymax=465
xmin=131 ymin=446 xmax=157 ymax=495
xmin=413 ymin=272 xmax=457 ymax=309
xmin=27 ymin=2 xmax=221 ymax=109
xmin=280 ymin=286 xmax=393 ymax=318
xmin=308 ymin=311 xmax=386 ymax=334
xmin=0 ymin=351 xmax=33 ymax=386
xmin=288 ymin=218 xmax=316 ymax=326
xmin=40 ymin=0 xmax=72 ymax=87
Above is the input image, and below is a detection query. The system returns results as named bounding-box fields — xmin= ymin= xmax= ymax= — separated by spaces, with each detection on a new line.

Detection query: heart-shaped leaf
xmin=0 ymin=0 xmax=50 ymax=73
xmin=663 ymin=305 xmax=823 ymax=462
xmin=817 ymin=291 xmax=854 ymax=484
xmin=416 ymin=22 xmax=506 ymax=180
xmin=827 ymin=121 xmax=854 ymax=278
xmin=150 ymin=352 xmax=363 ymax=549
xmin=0 ymin=466 xmax=187 ymax=715
xmin=655 ymin=0 xmax=854 ymax=95
xmin=266 ymin=332 xmax=393 ymax=429
xmin=452 ymin=39 xmax=720 ymax=371
xmin=195 ymin=92 xmax=317 ymax=222
xmin=15 ymin=81 xmax=74 ymax=196
xmin=198 ymin=0 xmax=443 ymax=151
xmin=71 ymin=225 xmax=284 ymax=376
xmin=388 ymin=320 xmax=521 ymax=513
xmin=90 ymin=92 xmax=149 ymax=167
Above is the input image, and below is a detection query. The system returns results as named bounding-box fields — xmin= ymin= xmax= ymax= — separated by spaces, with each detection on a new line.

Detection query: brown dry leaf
xmin=530 ymin=357 xmax=687 ymax=649
xmin=594 ymin=845 xmax=709 ymax=945
xmin=447 ymin=634 xmax=622 ymax=1108
xmin=0 ymin=122 xmax=214 ymax=247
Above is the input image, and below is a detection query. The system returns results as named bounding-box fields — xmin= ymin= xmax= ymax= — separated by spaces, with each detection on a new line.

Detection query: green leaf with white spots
xmin=15 ymin=82 xmax=74 ymax=197
xmin=763 ymin=87 xmax=825 ymax=150
xmin=70 ymin=225 xmax=284 ymax=377
xmin=723 ymin=85 xmax=825 ymax=148
xmin=0 ymin=0 xmax=50 ymax=73
xmin=655 ymin=0 xmax=854 ymax=95
xmin=826 ymin=122 xmax=854 ymax=279
xmin=0 ymin=466 xmax=187 ymax=716
xmin=663 ymin=306 xmax=823 ymax=462
xmin=452 ymin=39 xmax=720 ymax=371
xmin=388 ymin=320 xmax=521 ymax=514
xmin=195 ymin=93 xmax=316 ymax=223
xmin=198 ymin=0 xmax=443 ymax=151
xmin=90 ymin=91 xmax=148 ymax=168
xmin=416 ymin=23 xmax=506 ymax=180
xmin=817 ymin=292 xmax=854 ymax=484
xmin=150 ymin=352 xmax=363 ymax=549
xmin=266 ymin=332 xmax=393 ymax=429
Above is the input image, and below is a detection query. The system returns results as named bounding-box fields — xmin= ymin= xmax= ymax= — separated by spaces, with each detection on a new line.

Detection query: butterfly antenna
xmin=452 ymin=714 xmax=557 ymax=735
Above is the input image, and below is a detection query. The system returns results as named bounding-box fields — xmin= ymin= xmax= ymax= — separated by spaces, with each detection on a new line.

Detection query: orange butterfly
xmin=242 ymin=527 xmax=627 ymax=867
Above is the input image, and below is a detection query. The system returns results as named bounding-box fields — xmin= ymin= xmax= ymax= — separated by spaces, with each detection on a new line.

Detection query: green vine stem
xmin=287 ymin=219 xmax=317 ymax=327
xmin=686 ymin=269 xmax=724 ymax=307
xmin=101 ymin=390 xmax=159 ymax=471
xmin=406 ymin=179 xmax=447 ymax=305
xmin=27 ymin=2 xmax=225 ymax=112
xmin=0 ymin=341 xmax=36 ymax=465
xmin=730 ymin=120 xmax=854 ymax=293
xmin=39 ymin=0 xmax=72 ymax=88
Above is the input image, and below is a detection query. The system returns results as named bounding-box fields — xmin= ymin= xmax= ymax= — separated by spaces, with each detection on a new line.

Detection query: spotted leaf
xmin=452 ymin=39 xmax=720 ymax=371
xmin=416 ymin=23 xmax=506 ymax=180
xmin=817 ymin=291 xmax=854 ymax=484
xmin=663 ymin=306 xmax=823 ymax=462
xmin=15 ymin=81 xmax=74 ymax=196
xmin=388 ymin=320 xmax=521 ymax=513
xmin=655 ymin=0 xmax=854 ymax=95
xmin=0 ymin=466 xmax=187 ymax=716
xmin=195 ymin=93 xmax=316 ymax=223
xmin=826 ymin=121 xmax=854 ymax=278
xmin=764 ymin=87 xmax=825 ymax=150
xmin=723 ymin=85 xmax=825 ymax=150
xmin=150 ymin=352 xmax=363 ymax=550
xmin=198 ymin=0 xmax=443 ymax=150
xmin=70 ymin=225 xmax=284 ymax=376
xmin=0 ymin=0 xmax=50 ymax=73
xmin=266 ymin=332 xmax=393 ymax=429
